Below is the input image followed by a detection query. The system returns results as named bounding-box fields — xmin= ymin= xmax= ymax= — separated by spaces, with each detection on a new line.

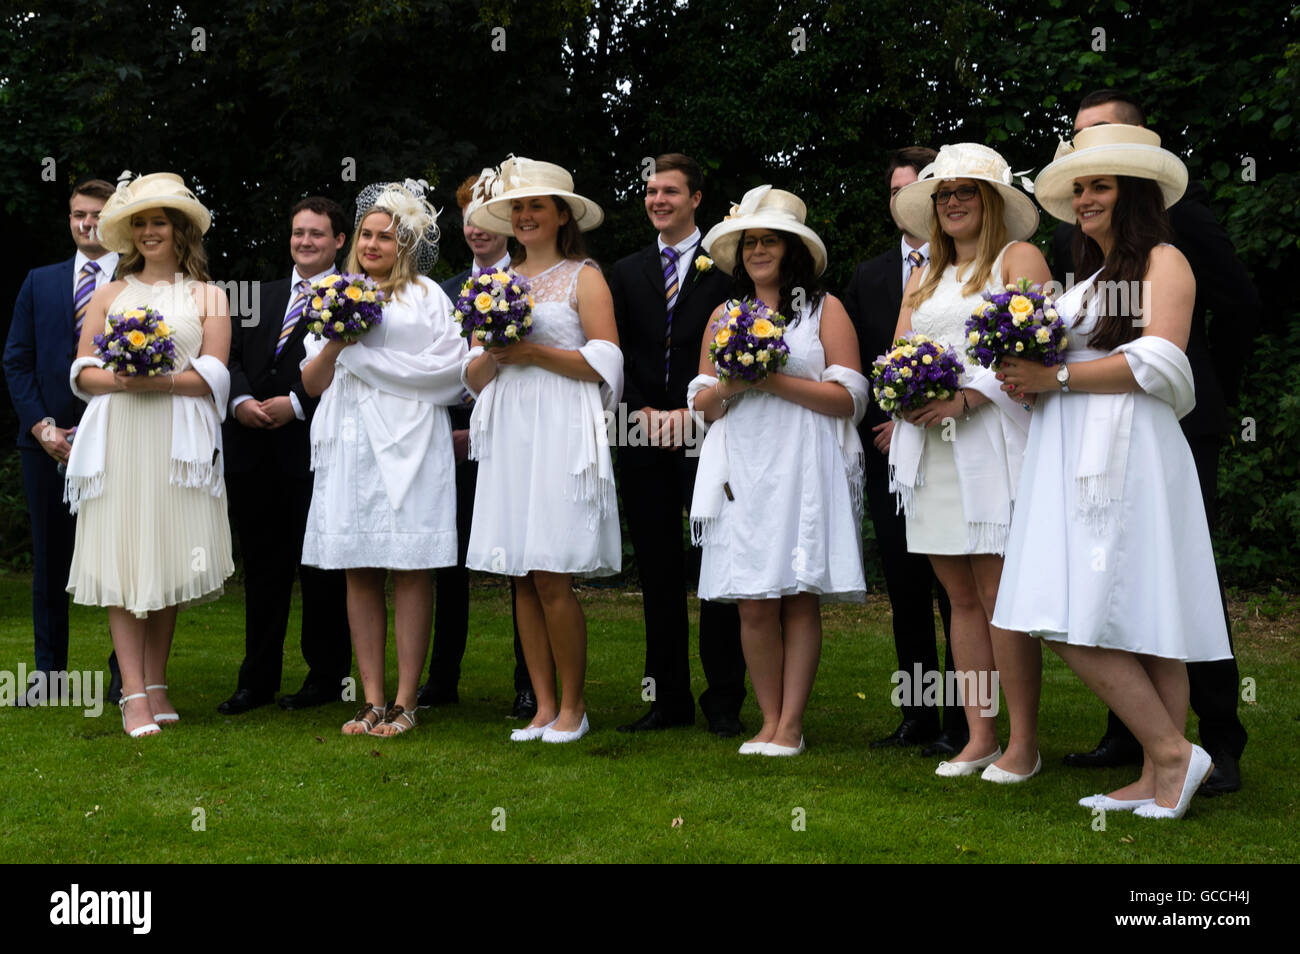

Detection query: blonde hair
xmin=344 ymin=209 xmax=426 ymax=301
xmin=117 ymin=207 xmax=211 ymax=282
xmin=905 ymin=181 xmax=1008 ymax=309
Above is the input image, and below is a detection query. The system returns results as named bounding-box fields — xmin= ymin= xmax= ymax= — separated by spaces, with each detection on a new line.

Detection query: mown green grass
xmin=0 ymin=572 xmax=1295 ymax=863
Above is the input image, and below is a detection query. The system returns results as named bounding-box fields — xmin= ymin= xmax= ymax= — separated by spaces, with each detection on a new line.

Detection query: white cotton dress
xmin=905 ymin=243 xmax=1019 ymax=555
xmin=464 ymin=259 xmax=621 ymax=577
xmin=991 ymin=274 xmax=1231 ymax=661
xmin=67 ymin=277 xmax=234 ymax=617
xmin=694 ymin=299 xmax=866 ymax=603
xmin=300 ymin=276 xmax=467 ymax=570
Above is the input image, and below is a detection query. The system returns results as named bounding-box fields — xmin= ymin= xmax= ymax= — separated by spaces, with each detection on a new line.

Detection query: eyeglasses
xmin=932 ymin=185 xmax=979 ymax=205
xmin=741 ymin=234 xmax=784 ymax=251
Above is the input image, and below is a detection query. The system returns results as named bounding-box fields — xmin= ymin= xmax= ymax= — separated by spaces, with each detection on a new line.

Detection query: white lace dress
xmin=693 ymin=299 xmax=866 ymax=603
xmin=464 ymin=259 xmax=621 ymax=576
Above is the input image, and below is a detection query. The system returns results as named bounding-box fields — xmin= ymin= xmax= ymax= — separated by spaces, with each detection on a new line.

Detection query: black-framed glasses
xmin=932 ymin=185 xmax=979 ymax=205
xmin=741 ymin=234 xmax=784 ymax=251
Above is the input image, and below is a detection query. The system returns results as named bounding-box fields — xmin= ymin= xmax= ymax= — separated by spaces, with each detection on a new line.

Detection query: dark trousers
xmin=21 ymin=447 xmax=77 ymax=672
xmin=865 ymin=443 xmax=966 ymax=736
xmin=427 ymin=456 xmax=531 ymax=694
xmin=620 ymin=451 xmax=746 ymax=722
xmin=1102 ymin=434 xmax=1246 ymax=759
xmin=228 ymin=471 xmax=351 ymax=697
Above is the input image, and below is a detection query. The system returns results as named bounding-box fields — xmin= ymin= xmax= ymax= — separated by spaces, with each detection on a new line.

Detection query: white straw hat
xmin=97 ymin=172 xmax=212 ymax=254
xmin=701 ymin=185 xmax=828 ymax=276
xmin=467 ymin=156 xmax=603 ymax=234
xmin=891 ymin=143 xmax=1039 ymax=242
xmin=1032 ymin=124 xmax=1188 ymax=223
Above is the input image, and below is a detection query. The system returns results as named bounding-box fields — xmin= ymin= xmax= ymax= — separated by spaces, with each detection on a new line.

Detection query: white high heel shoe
xmin=146 ymin=684 xmax=178 ymax=725
xmin=119 ymin=693 xmax=160 ymax=739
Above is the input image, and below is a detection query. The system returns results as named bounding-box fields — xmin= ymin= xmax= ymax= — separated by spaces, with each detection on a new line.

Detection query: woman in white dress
xmin=888 ymin=145 xmax=1051 ymax=781
xmin=463 ymin=158 xmax=623 ymax=744
xmin=301 ymin=180 xmax=467 ymax=737
xmin=66 ymin=173 xmax=234 ymax=738
xmin=689 ymin=187 xmax=869 ymax=756
xmin=995 ymin=125 xmax=1230 ymax=819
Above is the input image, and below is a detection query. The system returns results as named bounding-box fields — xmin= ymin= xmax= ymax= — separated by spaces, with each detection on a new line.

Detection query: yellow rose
xmin=695 ymin=255 xmax=714 ymax=272
xmin=757 ymin=349 xmax=769 ymax=363
xmin=752 ymin=317 xmax=776 ymax=338
xmin=333 ymin=321 xmax=345 ymax=333
xmin=922 ymin=354 xmax=933 ymax=364
xmin=311 ymin=296 xmax=325 ymax=310
xmin=883 ymin=386 xmax=897 ymax=399
xmin=728 ymin=305 xmax=742 ymax=319
xmin=739 ymin=352 xmax=754 ymax=366
xmin=320 ymin=309 xmax=332 ymax=319
xmin=968 ymin=331 xmax=980 ymax=344
xmin=1035 ymin=327 xmax=1051 ymax=344
xmin=899 ymin=366 xmax=912 ymax=378
xmin=1014 ymin=341 xmax=1025 ymax=352
xmin=127 ymin=308 xmax=146 ymax=320
xmin=506 ymin=324 xmax=518 ymax=338
xmin=363 ymin=291 xmax=376 ymax=302
xmin=126 ymin=330 xmax=147 ymax=348
xmin=155 ymin=322 xmax=170 ymax=337
xmin=901 ymin=345 xmax=916 ymax=358
xmin=1008 ymin=295 xmax=1034 ymax=319
xmin=474 ymin=292 xmax=494 ymax=314
xmin=715 ymin=327 xmax=732 ymax=346
xmin=345 ymin=286 xmax=363 ymax=301
xmin=319 ymin=274 xmax=342 ymax=286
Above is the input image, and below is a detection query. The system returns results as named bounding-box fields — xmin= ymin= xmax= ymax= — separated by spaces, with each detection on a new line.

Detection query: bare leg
xmin=109 ymin=607 xmax=156 ymax=736
xmin=971 ymin=554 xmax=1040 ymax=775
xmin=143 ymin=606 xmax=179 ymax=720
xmin=514 ymin=574 xmax=558 ymax=729
xmin=772 ymin=593 xmax=821 ymax=748
xmin=346 ymin=567 xmax=388 ymax=709
xmin=533 ymin=571 xmax=586 ymax=733
xmin=371 ymin=569 xmax=433 ymax=735
xmin=738 ymin=598 xmax=783 ymax=745
xmin=929 ymin=555 xmax=999 ymax=762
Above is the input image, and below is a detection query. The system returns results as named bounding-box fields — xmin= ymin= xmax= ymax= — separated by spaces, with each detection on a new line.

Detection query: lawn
xmin=0 ymin=571 xmax=1295 ymax=863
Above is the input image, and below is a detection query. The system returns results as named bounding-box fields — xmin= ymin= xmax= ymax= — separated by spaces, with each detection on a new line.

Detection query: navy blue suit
xmin=4 ymin=257 xmax=85 ymax=671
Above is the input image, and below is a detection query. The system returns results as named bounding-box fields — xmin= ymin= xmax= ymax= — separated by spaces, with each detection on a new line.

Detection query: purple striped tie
xmin=662 ymin=246 xmax=680 ymax=388
xmin=73 ymin=260 xmax=100 ymax=343
xmin=276 ymin=280 xmax=311 ymax=357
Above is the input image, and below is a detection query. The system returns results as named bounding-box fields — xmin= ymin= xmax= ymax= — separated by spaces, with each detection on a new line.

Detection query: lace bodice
xmin=517 ymin=258 xmax=597 ymax=349
xmin=910 ymin=243 xmax=1013 ymax=373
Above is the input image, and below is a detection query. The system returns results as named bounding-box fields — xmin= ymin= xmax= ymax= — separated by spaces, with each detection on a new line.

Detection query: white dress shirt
xmin=901 ymin=237 xmax=931 ymax=291
xmin=657 ymin=227 xmax=701 ymax=297
xmin=74 ymin=250 xmax=119 ymax=297
xmin=473 ymin=251 xmax=512 ymax=276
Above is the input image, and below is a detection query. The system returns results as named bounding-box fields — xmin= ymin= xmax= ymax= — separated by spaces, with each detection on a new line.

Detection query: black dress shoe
xmin=510 ymin=690 xmax=537 ymax=720
xmin=871 ymin=719 xmax=940 ymax=749
xmin=707 ymin=714 xmax=745 ymax=738
xmin=278 ymin=682 xmax=341 ymax=710
xmin=217 ymin=688 xmax=273 ymax=715
xmin=416 ymin=682 xmax=459 ymax=708
xmin=1198 ymin=752 xmax=1241 ymax=797
xmin=617 ymin=708 xmax=694 ymax=733
xmin=922 ymin=730 xmax=968 ymax=757
xmin=1063 ymin=735 xmax=1144 ymax=768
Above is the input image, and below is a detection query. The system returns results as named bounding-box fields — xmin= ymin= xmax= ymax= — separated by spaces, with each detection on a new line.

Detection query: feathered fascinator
xmin=353 ymin=178 xmax=441 ymax=272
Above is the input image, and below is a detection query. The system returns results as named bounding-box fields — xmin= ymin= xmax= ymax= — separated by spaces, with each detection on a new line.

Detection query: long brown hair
xmin=906 ymin=181 xmax=1008 ymax=309
xmin=117 ymin=207 xmax=210 ymax=282
xmin=510 ymin=196 xmax=587 ymax=267
xmin=1072 ymin=176 xmax=1173 ymax=350
xmin=344 ymin=209 xmax=425 ymax=301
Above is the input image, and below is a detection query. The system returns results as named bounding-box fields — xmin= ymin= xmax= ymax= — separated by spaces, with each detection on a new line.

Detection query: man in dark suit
xmin=217 ymin=197 xmax=352 ymax=714
xmin=5 ymin=178 xmax=119 ymax=704
xmin=608 ymin=153 xmax=746 ymax=737
xmin=418 ymin=173 xmax=535 ymax=720
xmin=1052 ymin=91 xmax=1256 ymax=795
xmin=841 ymin=148 xmax=967 ymax=755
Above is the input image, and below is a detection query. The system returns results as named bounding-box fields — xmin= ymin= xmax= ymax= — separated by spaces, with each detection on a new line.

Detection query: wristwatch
xmin=1056 ymin=364 xmax=1070 ymax=393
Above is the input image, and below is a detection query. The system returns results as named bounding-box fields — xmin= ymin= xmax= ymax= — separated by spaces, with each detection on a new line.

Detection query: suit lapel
xmin=672 ymin=240 xmax=709 ymax=310
xmin=265 ymin=278 xmax=295 ymax=362
xmin=640 ymin=243 xmax=665 ymax=302
xmin=59 ymin=258 xmax=76 ymax=335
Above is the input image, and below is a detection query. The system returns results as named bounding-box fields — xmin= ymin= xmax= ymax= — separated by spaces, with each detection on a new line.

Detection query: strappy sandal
xmin=146 ymin=684 xmax=178 ymax=725
xmin=373 ymin=704 xmax=417 ymax=737
xmin=120 ymin=693 xmax=160 ymax=739
xmin=341 ymin=702 xmax=385 ymax=736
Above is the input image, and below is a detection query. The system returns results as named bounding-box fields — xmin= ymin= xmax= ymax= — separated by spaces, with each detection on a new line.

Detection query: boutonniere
xmin=694 ymin=255 xmax=715 ymax=275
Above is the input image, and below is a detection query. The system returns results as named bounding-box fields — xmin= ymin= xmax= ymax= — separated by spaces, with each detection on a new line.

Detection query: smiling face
xmin=645 ymin=169 xmax=700 ymax=243
xmin=1071 ymin=175 xmax=1119 ymax=244
xmin=356 ymin=211 xmax=398 ymax=280
xmin=290 ymin=209 xmax=345 ymax=277
xmin=130 ymin=207 xmax=176 ymax=263
xmin=510 ymin=195 xmax=568 ymax=250
xmin=69 ymin=193 xmax=107 ymax=255
xmin=740 ymin=228 xmax=786 ymax=287
xmin=461 ymin=205 xmax=509 ymax=269
xmin=933 ymin=177 xmax=984 ymax=242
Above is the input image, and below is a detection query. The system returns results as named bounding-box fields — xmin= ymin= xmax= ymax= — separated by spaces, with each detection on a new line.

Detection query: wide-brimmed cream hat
xmin=467 ymin=156 xmax=603 ymax=234
xmin=892 ymin=143 xmax=1039 ymax=242
xmin=1033 ymin=124 xmax=1188 ymax=223
xmin=702 ymin=186 xmax=828 ymax=276
xmin=97 ymin=172 xmax=212 ymax=254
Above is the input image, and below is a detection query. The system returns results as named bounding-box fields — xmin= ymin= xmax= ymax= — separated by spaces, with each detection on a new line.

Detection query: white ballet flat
xmin=510 ymin=718 xmax=557 ymax=742
xmin=981 ymin=753 xmax=1042 ymax=784
xmin=737 ymin=741 xmax=767 ymax=755
xmin=119 ymin=693 xmax=160 ymax=739
xmin=1078 ymin=794 xmax=1156 ymax=812
xmin=935 ymin=747 xmax=1002 ymax=777
xmin=1134 ymin=745 xmax=1214 ymax=820
xmin=146 ymin=684 xmax=178 ymax=725
xmin=761 ymin=737 xmax=805 ymax=757
xmin=541 ymin=714 xmax=589 ymax=744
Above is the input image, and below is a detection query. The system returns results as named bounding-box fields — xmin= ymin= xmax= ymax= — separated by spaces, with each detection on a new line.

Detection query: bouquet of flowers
xmin=965 ymin=278 xmax=1067 ymax=368
xmin=453 ymin=270 xmax=534 ymax=346
xmin=709 ymin=298 xmax=790 ymax=382
xmin=870 ymin=332 xmax=963 ymax=416
xmin=305 ymin=273 xmax=387 ymax=342
xmin=93 ymin=305 xmax=176 ymax=376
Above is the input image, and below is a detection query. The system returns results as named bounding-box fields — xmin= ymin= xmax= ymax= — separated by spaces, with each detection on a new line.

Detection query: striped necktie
xmin=276 ymin=280 xmax=311 ymax=357
xmin=662 ymin=246 xmax=680 ymax=388
xmin=906 ymin=249 xmax=925 ymax=284
xmin=73 ymin=260 xmax=100 ymax=343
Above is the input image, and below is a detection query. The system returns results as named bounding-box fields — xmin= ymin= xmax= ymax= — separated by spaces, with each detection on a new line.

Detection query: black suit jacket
xmin=842 ymin=247 xmax=905 ymax=434
xmin=608 ymin=242 xmax=731 ymax=467
xmin=1050 ymin=181 xmax=1260 ymax=439
xmin=440 ymin=268 xmax=473 ymax=429
xmin=223 ymin=276 xmax=321 ymax=476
